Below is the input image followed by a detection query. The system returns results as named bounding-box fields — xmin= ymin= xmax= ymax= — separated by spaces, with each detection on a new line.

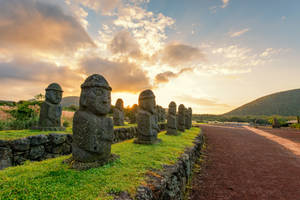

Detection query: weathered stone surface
xmin=134 ymin=89 xmax=160 ymax=145
xmin=184 ymin=107 xmax=189 ymax=129
xmin=0 ymin=147 xmax=12 ymax=170
xmin=188 ymin=107 xmax=192 ymax=129
xmin=166 ymin=101 xmax=179 ymax=136
xmin=61 ymin=143 xmax=72 ymax=155
xmin=113 ymin=98 xmax=125 ymax=126
xmin=29 ymin=145 xmax=45 ymax=160
xmin=177 ymin=104 xmax=186 ymax=132
xmin=38 ymin=83 xmax=65 ymax=131
xmin=128 ymin=104 xmax=138 ymax=124
xmin=72 ymin=74 xmax=114 ymax=166
xmin=28 ymin=135 xmax=49 ymax=146
xmin=48 ymin=133 xmax=67 ymax=145
xmin=11 ymin=138 xmax=30 ymax=151
xmin=0 ymin=140 xmax=10 ymax=147
xmin=13 ymin=151 xmax=29 ymax=165
xmin=156 ymin=105 xmax=166 ymax=122
xmin=52 ymin=145 xmax=64 ymax=154
xmin=272 ymin=117 xmax=281 ymax=128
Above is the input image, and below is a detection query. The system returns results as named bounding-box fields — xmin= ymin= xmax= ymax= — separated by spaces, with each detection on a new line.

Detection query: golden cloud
xmin=155 ymin=68 xmax=193 ymax=84
xmin=159 ymin=43 xmax=204 ymax=66
xmin=79 ymin=57 xmax=151 ymax=93
xmin=0 ymin=0 xmax=94 ymax=55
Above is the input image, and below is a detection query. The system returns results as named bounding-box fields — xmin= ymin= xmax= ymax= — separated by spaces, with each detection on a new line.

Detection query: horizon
xmin=1 ymin=0 xmax=300 ymax=114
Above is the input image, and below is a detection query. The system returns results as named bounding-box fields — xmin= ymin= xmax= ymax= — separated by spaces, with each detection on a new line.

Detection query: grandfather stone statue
xmin=129 ymin=104 xmax=138 ymax=124
xmin=188 ymin=107 xmax=193 ymax=128
xmin=184 ymin=107 xmax=189 ymax=129
xmin=162 ymin=107 xmax=166 ymax=122
xmin=67 ymin=74 xmax=117 ymax=170
xmin=134 ymin=89 xmax=160 ymax=144
xmin=272 ymin=117 xmax=280 ymax=128
xmin=166 ymin=101 xmax=178 ymax=135
xmin=113 ymin=98 xmax=124 ymax=126
xmin=38 ymin=83 xmax=64 ymax=131
xmin=178 ymin=104 xmax=186 ymax=132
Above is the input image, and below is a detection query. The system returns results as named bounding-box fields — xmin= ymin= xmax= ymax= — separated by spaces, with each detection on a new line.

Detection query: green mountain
xmin=225 ymin=89 xmax=300 ymax=116
xmin=61 ymin=96 xmax=79 ymax=107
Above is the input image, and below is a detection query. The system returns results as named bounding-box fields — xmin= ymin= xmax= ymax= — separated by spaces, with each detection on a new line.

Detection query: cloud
xmin=79 ymin=57 xmax=151 ymax=93
xmin=221 ymin=0 xmax=230 ymax=8
xmin=112 ymin=5 xmax=175 ymax=56
xmin=229 ymin=28 xmax=250 ymax=38
xmin=109 ymin=30 xmax=141 ymax=57
xmin=0 ymin=0 xmax=94 ymax=55
xmin=159 ymin=43 xmax=204 ymax=66
xmin=70 ymin=0 xmax=120 ymax=15
xmin=177 ymin=95 xmax=230 ymax=108
xmin=196 ymin=45 xmax=284 ymax=75
xmin=0 ymin=57 xmax=83 ymax=96
xmin=155 ymin=68 xmax=193 ymax=84
xmin=260 ymin=48 xmax=282 ymax=58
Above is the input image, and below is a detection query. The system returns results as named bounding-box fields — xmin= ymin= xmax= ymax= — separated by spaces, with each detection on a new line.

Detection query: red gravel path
xmin=189 ymin=125 xmax=300 ymax=200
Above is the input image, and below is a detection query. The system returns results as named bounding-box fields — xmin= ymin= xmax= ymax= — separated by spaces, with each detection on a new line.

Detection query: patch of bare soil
xmin=189 ymin=125 xmax=300 ymax=200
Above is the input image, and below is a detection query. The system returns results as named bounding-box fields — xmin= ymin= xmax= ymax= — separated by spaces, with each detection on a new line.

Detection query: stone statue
xmin=166 ymin=101 xmax=179 ymax=135
xmin=129 ymin=104 xmax=138 ymax=124
xmin=178 ymin=104 xmax=185 ymax=132
xmin=188 ymin=107 xmax=193 ymax=129
xmin=134 ymin=89 xmax=160 ymax=144
xmin=68 ymin=74 xmax=117 ymax=170
xmin=161 ymin=107 xmax=166 ymax=122
xmin=184 ymin=107 xmax=189 ymax=129
xmin=272 ymin=117 xmax=280 ymax=128
xmin=38 ymin=83 xmax=64 ymax=131
xmin=113 ymin=98 xmax=124 ymax=126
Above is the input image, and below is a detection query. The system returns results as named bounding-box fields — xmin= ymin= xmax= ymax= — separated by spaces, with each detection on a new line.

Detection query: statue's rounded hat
xmin=81 ymin=74 xmax=112 ymax=90
xmin=169 ymin=101 xmax=176 ymax=107
xmin=46 ymin=83 xmax=63 ymax=92
xmin=139 ymin=89 xmax=155 ymax=100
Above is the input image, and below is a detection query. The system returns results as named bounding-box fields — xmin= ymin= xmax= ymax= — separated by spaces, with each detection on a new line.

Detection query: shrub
xmin=63 ymin=120 xmax=71 ymax=128
xmin=63 ymin=104 xmax=79 ymax=112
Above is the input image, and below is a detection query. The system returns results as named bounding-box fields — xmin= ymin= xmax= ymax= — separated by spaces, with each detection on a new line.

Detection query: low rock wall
xmin=0 ymin=123 xmax=167 ymax=170
xmin=116 ymin=130 xmax=204 ymax=200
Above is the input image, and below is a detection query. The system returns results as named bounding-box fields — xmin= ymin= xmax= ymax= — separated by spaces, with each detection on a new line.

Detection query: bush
xmin=0 ymin=100 xmax=40 ymax=130
xmin=63 ymin=120 xmax=71 ymax=128
xmin=63 ymin=104 xmax=78 ymax=112
xmin=5 ymin=117 xmax=39 ymax=130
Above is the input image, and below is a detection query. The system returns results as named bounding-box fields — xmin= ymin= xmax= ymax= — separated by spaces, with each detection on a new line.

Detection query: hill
xmin=225 ymin=89 xmax=300 ymax=116
xmin=61 ymin=96 xmax=79 ymax=107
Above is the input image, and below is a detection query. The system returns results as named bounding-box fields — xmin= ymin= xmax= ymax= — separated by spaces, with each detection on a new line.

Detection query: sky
xmin=0 ymin=0 xmax=300 ymax=114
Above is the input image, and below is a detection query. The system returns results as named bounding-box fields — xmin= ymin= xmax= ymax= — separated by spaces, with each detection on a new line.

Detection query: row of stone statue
xmin=167 ymin=102 xmax=192 ymax=136
xmin=112 ymin=99 xmax=166 ymax=126
xmin=38 ymin=74 xmax=192 ymax=169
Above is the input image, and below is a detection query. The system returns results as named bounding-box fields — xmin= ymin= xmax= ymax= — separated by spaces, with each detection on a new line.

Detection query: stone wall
xmin=0 ymin=123 xmax=167 ymax=170
xmin=116 ymin=130 xmax=204 ymax=200
xmin=0 ymin=133 xmax=72 ymax=170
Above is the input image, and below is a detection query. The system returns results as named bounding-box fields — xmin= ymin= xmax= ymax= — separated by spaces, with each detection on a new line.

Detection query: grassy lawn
xmin=0 ymin=124 xmax=137 ymax=140
xmin=0 ymin=127 xmax=72 ymax=140
xmin=0 ymin=127 xmax=200 ymax=200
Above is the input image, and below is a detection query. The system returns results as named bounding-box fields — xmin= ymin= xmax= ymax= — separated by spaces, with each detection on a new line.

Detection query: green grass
xmin=0 ymin=124 xmax=137 ymax=140
xmin=0 ymin=127 xmax=72 ymax=140
xmin=0 ymin=127 xmax=200 ymax=200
